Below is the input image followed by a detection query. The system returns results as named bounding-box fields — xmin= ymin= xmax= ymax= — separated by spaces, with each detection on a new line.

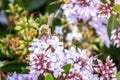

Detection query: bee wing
xmin=47 ymin=13 xmax=54 ymax=26
xmin=50 ymin=0 xmax=62 ymax=5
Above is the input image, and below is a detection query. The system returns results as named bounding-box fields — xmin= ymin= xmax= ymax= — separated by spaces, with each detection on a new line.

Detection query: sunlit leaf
xmin=45 ymin=73 xmax=54 ymax=80
xmin=113 ymin=5 xmax=120 ymax=13
xmin=116 ymin=71 xmax=120 ymax=80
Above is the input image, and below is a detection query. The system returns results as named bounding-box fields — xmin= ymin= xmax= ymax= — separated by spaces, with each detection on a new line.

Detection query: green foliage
xmin=62 ymin=64 xmax=72 ymax=74
xmin=2 ymin=0 xmax=9 ymax=10
xmin=47 ymin=3 xmax=61 ymax=14
xmin=45 ymin=73 xmax=54 ymax=80
xmin=110 ymin=0 xmax=114 ymax=3
xmin=6 ymin=3 xmax=23 ymax=15
xmin=100 ymin=0 xmax=114 ymax=3
xmin=113 ymin=5 xmax=120 ymax=13
xmin=116 ymin=71 xmax=120 ymax=80
xmin=0 ymin=61 xmax=29 ymax=73
xmin=0 ymin=24 xmax=7 ymax=38
xmin=90 ymin=44 xmax=99 ymax=51
xmin=37 ymin=13 xmax=49 ymax=25
xmin=107 ymin=14 xmax=118 ymax=39
xmin=13 ymin=0 xmax=47 ymax=12
xmin=52 ymin=18 xmax=61 ymax=26
xmin=0 ymin=37 xmax=15 ymax=59
xmin=100 ymin=0 xmax=106 ymax=3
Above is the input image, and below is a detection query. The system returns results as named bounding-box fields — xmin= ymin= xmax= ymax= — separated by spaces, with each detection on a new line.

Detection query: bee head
xmin=39 ymin=24 xmax=51 ymax=39
xmin=63 ymin=0 xmax=71 ymax=4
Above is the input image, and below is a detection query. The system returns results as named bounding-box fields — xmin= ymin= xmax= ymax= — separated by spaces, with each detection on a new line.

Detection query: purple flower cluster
xmin=29 ymin=36 xmax=65 ymax=78
xmin=62 ymin=0 xmax=99 ymax=24
xmin=89 ymin=16 xmax=110 ymax=47
xmin=7 ymin=35 xmax=117 ymax=80
xmin=7 ymin=72 xmax=38 ymax=80
xmin=94 ymin=56 xmax=117 ymax=80
xmin=28 ymin=35 xmax=99 ymax=79
xmin=6 ymin=0 xmax=120 ymax=79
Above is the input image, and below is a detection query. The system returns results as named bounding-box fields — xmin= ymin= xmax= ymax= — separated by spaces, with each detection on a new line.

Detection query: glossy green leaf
xmin=62 ymin=64 xmax=72 ymax=74
xmin=23 ymin=0 xmax=46 ymax=12
xmin=45 ymin=73 xmax=54 ymax=80
xmin=107 ymin=14 xmax=118 ymax=38
xmin=113 ymin=5 xmax=120 ymax=13
xmin=47 ymin=2 xmax=61 ymax=14
xmin=116 ymin=71 xmax=120 ymax=80
xmin=0 ymin=61 xmax=29 ymax=73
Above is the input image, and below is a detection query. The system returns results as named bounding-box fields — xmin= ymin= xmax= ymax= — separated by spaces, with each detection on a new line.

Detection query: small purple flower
xmin=94 ymin=56 xmax=117 ymax=80
xmin=64 ymin=47 xmax=99 ymax=80
xmin=29 ymin=53 xmax=51 ymax=75
xmin=111 ymin=27 xmax=120 ymax=47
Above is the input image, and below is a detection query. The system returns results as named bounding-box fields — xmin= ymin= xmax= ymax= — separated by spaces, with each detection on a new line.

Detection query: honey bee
xmin=39 ymin=24 xmax=51 ymax=39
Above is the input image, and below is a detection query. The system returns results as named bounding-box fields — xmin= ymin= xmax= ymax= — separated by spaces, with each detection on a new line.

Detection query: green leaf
xmin=45 ymin=73 xmax=54 ymax=80
xmin=116 ymin=71 xmax=120 ymax=80
xmin=62 ymin=64 xmax=72 ymax=74
xmin=113 ymin=5 xmax=120 ymax=13
xmin=0 ymin=61 xmax=29 ymax=73
xmin=110 ymin=0 xmax=114 ymax=3
xmin=47 ymin=2 xmax=61 ymax=14
xmin=107 ymin=14 xmax=118 ymax=38
xmin=100 ymin=0 xmax=106 ymax=3
xmin=2 ymin=0 xmax=9 ymax=10
xmin=13 ymin=0 xmax=24 ymax=6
